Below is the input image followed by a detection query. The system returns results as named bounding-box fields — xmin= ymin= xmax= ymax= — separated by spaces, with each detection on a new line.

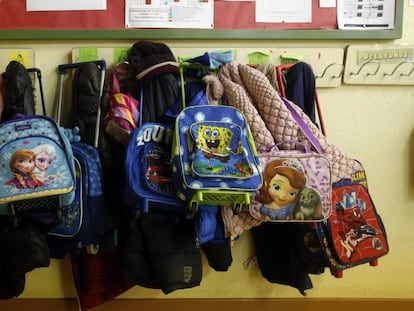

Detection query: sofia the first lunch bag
xmin=249 ymin=143 xmax=332 ymax=222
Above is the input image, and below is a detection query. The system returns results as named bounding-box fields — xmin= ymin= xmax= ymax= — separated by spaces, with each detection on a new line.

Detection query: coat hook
xmin=350 ymin=60 xmax=381 ymax=76
xmin=384 ymin=61 xmax=414 ymax=77
xmin=316 ymin=63 xmax=344 ymax=79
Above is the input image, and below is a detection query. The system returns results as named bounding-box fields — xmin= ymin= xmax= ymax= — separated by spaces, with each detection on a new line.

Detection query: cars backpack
xmin=171 ymin=104 xmax=263 ymax=214
xmin=124 ymin=122 xmax=188 ymax=215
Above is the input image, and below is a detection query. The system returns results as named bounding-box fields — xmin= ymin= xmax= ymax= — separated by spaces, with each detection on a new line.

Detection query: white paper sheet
xmin=337 ymin=0 xmax=395 ymax=30
xmin=319 ymin=0 xmax=336 ymax=8
xmin=26 ymin=0 xmax=106 ymax=11
xmin=125 ymin=0 xmax=213 ymax=29
xmin=255 ymin=0 xmax=312 ymax=23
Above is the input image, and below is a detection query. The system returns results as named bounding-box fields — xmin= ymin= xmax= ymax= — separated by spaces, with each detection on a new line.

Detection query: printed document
xmin=26 ymin=0 xmax=106 ymax=11
xmin=125 ymin=0 xmax=214 ymax=29
xmin=337 ymin=0 xmax=395 ymax=29
xmin=256 ymin=0 xmax=312 ymax=23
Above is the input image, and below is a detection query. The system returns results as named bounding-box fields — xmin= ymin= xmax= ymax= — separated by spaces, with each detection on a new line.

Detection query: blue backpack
xmin=0 ymin=114 xmax=76 ymax=219
xmin=48 ymin=142 xmax=105 ymax=250
xmin=47 ymin=61 xmax=107 ymax=257
xmin=124 ymin=122 xmax=188 ymax=215
xmin=171 ymin=104 xmax=263 ymax=214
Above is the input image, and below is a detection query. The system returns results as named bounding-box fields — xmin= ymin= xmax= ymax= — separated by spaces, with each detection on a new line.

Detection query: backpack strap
xmin=281 ymin=96 xmax=322 ymax=154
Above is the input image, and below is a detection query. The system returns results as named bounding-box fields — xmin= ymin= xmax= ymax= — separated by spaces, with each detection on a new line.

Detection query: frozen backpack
xmin=171 ymin=104 xmax=263 ymax=214
xmin=0 ymin=114 xmax=76 ymax=218
xmin=124 ymin=122 xmax=187 ymax=215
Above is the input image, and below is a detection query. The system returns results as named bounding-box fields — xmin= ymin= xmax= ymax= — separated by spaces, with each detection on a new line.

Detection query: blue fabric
xmin=186 ymin=52 xmax=210 ymax=67
xmin=196 ymin=205 xmax=219 ymax=244
xmin=284 ymin=62 xmax=317 ymax=125
xmin=196 ymin=205 xmax=229 ymax=245
xmin=208 ymin=50 xmax=235 ymax=69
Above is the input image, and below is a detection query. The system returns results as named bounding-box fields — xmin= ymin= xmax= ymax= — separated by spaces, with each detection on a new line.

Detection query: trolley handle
xmin=27 ymin=67 xmax=46 ymax=116
xmin=56 ymin=60 xmax=106 ymax=148
xmin=58 ymin=60 xmax=106 ymax=74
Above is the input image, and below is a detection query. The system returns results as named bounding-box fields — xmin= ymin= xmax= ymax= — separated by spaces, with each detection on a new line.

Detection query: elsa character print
xmin=251 ymin=158 xmax=307 ymax=220
xmin=32 ymin=144 xmax=57 ymax=185
xmin=4 ymin=149 xmax=44 ymax=189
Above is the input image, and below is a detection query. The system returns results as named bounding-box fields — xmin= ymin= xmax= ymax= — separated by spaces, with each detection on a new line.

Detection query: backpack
xmin=316 ymin=168 xmax=389 ymax=278
xmin=123 ymin=41 xmax=203 ymax=295
xmin=48 ymin=143 xmax=105 ymax=252
xmin=171 ymin=104 xmax=263 ymax=214
xmin=47 ymin=61 xmax=107 ymax=257
xmin=0 ymin=114 xmax=76 ymax=222
xmin=102 ymin=65 xmax=140 ymax=145
xmin=124 ymin=122 xmax=187 ymax=215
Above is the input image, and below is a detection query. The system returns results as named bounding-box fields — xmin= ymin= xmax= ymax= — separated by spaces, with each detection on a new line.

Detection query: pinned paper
xmin=113 ymin=48 xmax=129 ymax=64
xmin=8 ymin=51 xmax=29 ymax=68
xmin=78 ymin=48 xmax=99 ymax=62
xmin=248 ymin=51 xmax=271 ymax=65
xmin=280 ymin=53 xmax=304 ymax=64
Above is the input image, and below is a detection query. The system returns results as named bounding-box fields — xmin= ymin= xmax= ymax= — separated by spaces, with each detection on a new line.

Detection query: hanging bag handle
xmin=281 ymin=96 xmax=322 ymax=154
xmin=111 ymin=69 xmax=121 ymax=94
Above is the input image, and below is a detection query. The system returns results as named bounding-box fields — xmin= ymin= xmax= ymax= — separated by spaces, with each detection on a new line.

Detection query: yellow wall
xmin=1 ymin=3 xmax=414 ymax=301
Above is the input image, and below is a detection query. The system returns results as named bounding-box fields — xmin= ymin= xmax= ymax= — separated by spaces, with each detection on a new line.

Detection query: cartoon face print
xmin=32 ymin=144 xmax=56 ymax=172
xmin=14 ymin=155 xmax=35 ymax=174
xmin=35 ymin=151 xmax=53 ymax=171
xmin=253 ymin=159 xmax=307 ymax=220
xmin=5 ymin=149 xmax=44 ymax=189
xmin=268 ymin=173 xmax=301 ymax=208
xmin=198 ymin=124 xmax=233 ymax=155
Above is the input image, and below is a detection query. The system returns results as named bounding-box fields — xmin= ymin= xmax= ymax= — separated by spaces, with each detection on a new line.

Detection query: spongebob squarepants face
xmin=189 ymin=121 xmax=252 ymax=176
xmin=198 ymin=124 xmax=233 ymax=156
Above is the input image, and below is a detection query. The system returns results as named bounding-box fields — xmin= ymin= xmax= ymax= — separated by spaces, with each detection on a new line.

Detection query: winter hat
xmin=128 ymin=41 xmax=179 ymax=81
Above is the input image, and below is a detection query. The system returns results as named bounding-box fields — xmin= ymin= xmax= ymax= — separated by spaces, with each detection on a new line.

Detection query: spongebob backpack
xmin=171 ymin=104 xmax=262 ymax=214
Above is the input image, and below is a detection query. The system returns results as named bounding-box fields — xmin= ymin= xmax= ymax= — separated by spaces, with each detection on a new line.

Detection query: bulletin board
xmin=0 ymin=0 xmax=403 ymax=40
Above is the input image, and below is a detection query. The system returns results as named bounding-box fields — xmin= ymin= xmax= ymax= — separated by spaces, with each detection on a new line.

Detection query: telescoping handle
xmin=57 ymin=60 xmax=106 ymax=73
xmin=27 ymin=67 xmax=47 ymax=116
xmin=57 ymin=60 xmax=106 ymax=148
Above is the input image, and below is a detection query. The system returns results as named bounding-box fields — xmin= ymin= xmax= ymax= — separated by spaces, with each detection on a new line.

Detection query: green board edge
xmin=0 ymin=0 xmax=403 ymax=41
